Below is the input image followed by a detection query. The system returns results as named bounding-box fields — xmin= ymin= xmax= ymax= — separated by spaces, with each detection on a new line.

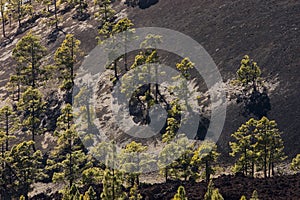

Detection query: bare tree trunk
xmin=264 ymin=144 xmax=267 ymax=178
xmin=54 ymin=0 xmax=58 ymax=30
xmin=0 ymin=0 xmax=6 ymax=38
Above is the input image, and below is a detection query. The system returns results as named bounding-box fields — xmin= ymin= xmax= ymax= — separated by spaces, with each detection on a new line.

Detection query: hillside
xmin=0 ymin=0 xmax=299 ymax=157
xmin=0 ymin=0 xmax=299 ymax=199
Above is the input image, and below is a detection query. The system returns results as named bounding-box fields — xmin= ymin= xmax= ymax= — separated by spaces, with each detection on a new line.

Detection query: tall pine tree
xmin=17 ymin=87 xmax=46 ymax=151
xmin=54 ymin=34 xmax=81 ymax=104
xmin=12 ymin=32 xmax=47 ymax=88
xmin=48 ymin=104 xmax=92 ymax=188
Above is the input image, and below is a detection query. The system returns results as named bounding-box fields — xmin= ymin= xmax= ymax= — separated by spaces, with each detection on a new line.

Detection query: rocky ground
xmin=31 ymin=173 xmax=300 ymax=200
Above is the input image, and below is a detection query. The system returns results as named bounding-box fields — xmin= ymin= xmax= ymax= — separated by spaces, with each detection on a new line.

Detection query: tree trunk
xmin=9 ymin=13 xmax=11 ymax=27
xmin=205 ymin=160 xmax=210 ymax=183
xmin=104 ymin=4 xmax=107 ymax=22
xmin=268 ymin=152 xmax=272 ymax=177
xmin=18 ymin=3 xmax=21 ymax=28
xmin=124 ymin=32 xmax=128 ymax=71
xmin=165 ymin=167 xmax=168 ymax=182
xmin=244 ymin=146 xmax=247 ymax=176
xmin=5 ymin=110 xmax=9 ymax=151
xmin=0 ymin=0 xmax=6 ymax=38
xmin=67 ymin=36 xmax=75 ymax=105
xmin=264 ymin=144 xmax=267 ymax=178
xmin=271 ymin=162 xmax=275 ymax=176
xmin=1 ymin=143 xmax=4 ymax=157
xmin=251 ymin=159 xmax=254 ymax=178
xmin=17 ymin=77 xmax=21 ymax=101
xmin=69 ymin=141 xmax=72 ymax=189
xmin=155 ymin=63 xmax=159 ymax=103
xmin=79 ymin=0 xmax=82 ymax=14
xmin=54 ymin=0 xmax=58 ymax=30
xmin=31 ymin=43 xmax=35 ymax=88
xmin=31 ymin=104 xmax=36 ymax=152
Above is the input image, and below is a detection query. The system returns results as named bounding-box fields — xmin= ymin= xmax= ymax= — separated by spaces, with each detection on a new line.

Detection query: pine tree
xmin=173 ymin=185 xmax=188 ymax=200
xmin=112 ymin=17 xmax=134 ymax=71
xmin=17 ymin=87 xmax=46 ymax=151
xmin=91 ymin=140 xmax=126 ymax=199
xmin=204 ymin=181 xmax=224 ymax=200
xmin=101 ymin=168 xmax=126 ymax=200
xmin=7 ymin=141 xmax=45 ymax=200
xmin=250 ymin=190 xmax=259 ymax=200
xmin=236 ymin=55 xmax=261 ymax=91
xmin=38 ymin=0 xmax=60 ymax=30
xmin=53 ymin=0 xmax=59 ymax=30
xmin=82 ymin=167 xmax=103 ymax=185
xmin=120 ymin=51 xmax=146 ymax=99
xmin=254 ymin=117 xmax=286 ymax=178
xmin=7 ymin=0 xmax=31 ymax=28
xmin=171 ymin=57 xmax=195 ymax=109
xmin=0 ymin=105 xmax=18 ymax=154
xmin=83 ymin=186 xmax=97 ymax=200
xmin=54 ymin=34 xmax=81 ymax=104
xmin=230 ymin=117 xmax=286 ymax=178
xmin=62 ymin=183 xmax=81 ymax=200
xmin=94 ymin=0 xmax=115 ymax=23
xmin=0 ymin=104 xmax=18 ymax=200
xmin=74 ymin=84 xmax=95 ymax=137
xmin=120 ymin=50 xmax=160 ymax=119
xmin=158 ymin=141 xmax=178 ymax=182
xmin=229 ymin=118 xmax=257 ymax=177
xmin=48 ymin=104 xmax=92 ymax=188
xmin=169 ymin=136 xmax=195 ymax=181
xmin=204 ymin=181 xmax=214 ymax=200
xmin=140 ymin=34 xmax=162 ymax=101
xmin=158 ymin=135 xmax=190 ymax=182
xmin=291 ymin=154 xmax=300 ymax=172
xmin=120 ymin=141 xmax=152 ymax=186
xmin=98 ymin=20 xmax=122 ymax=83
xmin=129 ymin=182 xmax=142 ymax=200
xmin=191 ymin=141 xmax=219 ymax=183
xmin=211 ymin=189 xmax=224 ymax=200
xmin=162 ymin=99 xmax=181 ymax=143
xmin=7 ymin=64 xmax=25 ymax=101
xmin=240 ymin=195 xmax=247 ymax=200
xmin=120 ymin=35 xmax=161 ymax=103
xmin=12 ymin=32 xmax=48 ymax=88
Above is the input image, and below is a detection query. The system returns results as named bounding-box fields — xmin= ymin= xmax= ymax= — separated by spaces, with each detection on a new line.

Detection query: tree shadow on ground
xmin=125 ymin=0 xmax=159 ymax=9
xmin=239 ymin=90 xmax=271 ymax=118
xmin=138 ymin=0 xmax=159 ymax=9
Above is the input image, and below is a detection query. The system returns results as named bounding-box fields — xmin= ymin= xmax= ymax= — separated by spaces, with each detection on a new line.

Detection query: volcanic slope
xmin=126 ymin=0 xmax=300 ymax=157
